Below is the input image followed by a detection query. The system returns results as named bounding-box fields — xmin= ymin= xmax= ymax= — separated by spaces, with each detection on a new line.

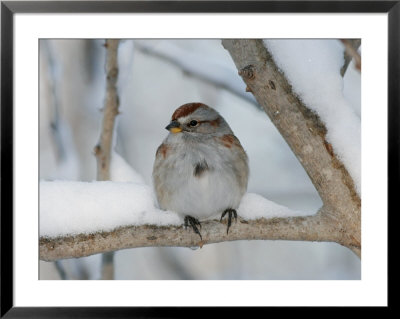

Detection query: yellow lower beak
xmin=165 ymin=121 xmax=182 ymax=133
xmin=170 ymin=127 xmax=183 ymax=134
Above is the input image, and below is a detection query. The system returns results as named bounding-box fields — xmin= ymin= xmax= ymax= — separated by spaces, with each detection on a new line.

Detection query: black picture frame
xmin=1 ymin=1 xmax=396 ymax=317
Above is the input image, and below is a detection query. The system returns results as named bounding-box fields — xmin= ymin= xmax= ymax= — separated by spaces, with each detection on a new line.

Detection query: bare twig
xmin=94 ymin=39 xmax=120 ymax=181
xmin=94 ymin=39 xmax=120 ymax=280
xmin=340 ymin=39 xmax=361 ymax=76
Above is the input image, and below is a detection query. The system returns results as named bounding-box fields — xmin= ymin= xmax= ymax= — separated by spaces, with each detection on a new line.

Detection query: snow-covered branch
xmin=40 ymin=214 xmax=339 ymax=261
xmin=222 ymin=39 xmax=361 ymax=257
xmin=39 ymin=181 xmax=347 ymax=261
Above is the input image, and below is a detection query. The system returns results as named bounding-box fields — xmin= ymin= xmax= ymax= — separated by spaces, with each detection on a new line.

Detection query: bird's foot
xmin=184 ymin=215 xmax=202 ymax=240
xmin=220 ymin=208 xmax=237 ymax=234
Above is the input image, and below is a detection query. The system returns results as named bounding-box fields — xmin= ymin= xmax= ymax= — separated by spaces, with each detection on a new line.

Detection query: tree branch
xmin=221 ymin=39 xmax=360 ymax=257
xmin=94 ymin=39 xmax=120 ymax=279
xmin=94 ymin=39 xmax=120 ymax=181
xmin=340 ymin=39 xmax=361 ymax=77
xmin=40 ymin=208 xmax=345 ymax=262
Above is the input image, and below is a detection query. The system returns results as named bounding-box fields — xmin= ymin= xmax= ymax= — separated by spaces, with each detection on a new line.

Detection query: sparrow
xmin=152 ymin=102 xmax=249 ymax=240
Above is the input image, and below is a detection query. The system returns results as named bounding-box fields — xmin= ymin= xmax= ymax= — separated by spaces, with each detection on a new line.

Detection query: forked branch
xmin=222 ymin=39 xmax=360 ymax=257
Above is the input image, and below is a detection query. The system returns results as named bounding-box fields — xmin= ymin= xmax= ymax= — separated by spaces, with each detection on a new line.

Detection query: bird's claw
xmin=220 ymin=209 xmax=237 ymax=234
xmin=184 ymin=215 xmax=202 ymax=240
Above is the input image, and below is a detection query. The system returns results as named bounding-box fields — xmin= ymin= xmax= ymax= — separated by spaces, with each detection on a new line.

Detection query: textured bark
xmin=40 ymin=211 xmax=340 ymax=262
xmin=222 ymin=39 xmax=361 ymax=257
xmin=94 ymin=39 xmax=120 ymax=280
xmin=94 ymin=39 xmax=120 ymax=181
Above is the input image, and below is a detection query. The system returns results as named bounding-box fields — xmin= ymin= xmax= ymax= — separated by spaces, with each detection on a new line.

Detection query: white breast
xmin=161 ymin=144 xmax=242 ymax=220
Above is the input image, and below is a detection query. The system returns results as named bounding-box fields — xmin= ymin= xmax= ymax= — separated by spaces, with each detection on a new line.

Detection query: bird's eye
xmin=189 ymin=120 xmax=198 ymax=127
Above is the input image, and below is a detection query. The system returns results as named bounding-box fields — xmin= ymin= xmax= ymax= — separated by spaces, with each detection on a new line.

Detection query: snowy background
xmin=39 ymin=39 xmax=361 ymax=280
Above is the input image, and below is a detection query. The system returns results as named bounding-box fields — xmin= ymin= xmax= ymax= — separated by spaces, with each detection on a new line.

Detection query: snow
xmin=238 ymin=193 xmax=308 ymax=220
xmin=39 ymin=180 xmax=305 ymax=238
xmin=264 ymin=40 xmax=361 ymax=195
xmin=110 ymin=151 xmax=145 ymax=183
xmin=343 ymin=59 xmax=361 ymax=118
xmin=39 ymin=180 xmax=182 ymax=238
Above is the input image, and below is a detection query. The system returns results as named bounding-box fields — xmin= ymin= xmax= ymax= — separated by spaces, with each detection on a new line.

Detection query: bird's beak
xmin=165 ymin=121 xmax=182 ymax=133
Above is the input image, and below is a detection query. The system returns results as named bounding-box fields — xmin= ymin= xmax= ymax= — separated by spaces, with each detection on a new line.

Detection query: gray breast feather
xmin=193 ymin=160 xmax=209 ymax=177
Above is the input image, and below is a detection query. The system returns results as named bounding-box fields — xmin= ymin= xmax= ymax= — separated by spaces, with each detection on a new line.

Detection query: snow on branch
xmin=222 ymin=39 xmax=361 ymax=257
xmin=38 ymin=180 xmax=336 ymax=261
xmin=263 ymin=39 xmax=361 ymax=195
xmin=40 ymin=213 xmax=336 ymax=262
